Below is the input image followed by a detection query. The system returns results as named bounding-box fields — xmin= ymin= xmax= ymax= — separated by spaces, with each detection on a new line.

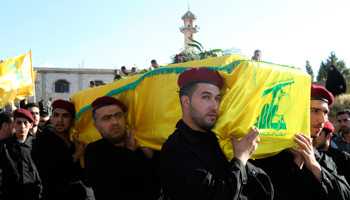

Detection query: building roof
xmin=181 ymin=10 xmax=196 ymax=20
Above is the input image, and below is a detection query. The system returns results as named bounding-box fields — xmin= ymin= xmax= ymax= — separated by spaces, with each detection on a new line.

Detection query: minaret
xmin=180 ymin=9 xmax=199 ymax=50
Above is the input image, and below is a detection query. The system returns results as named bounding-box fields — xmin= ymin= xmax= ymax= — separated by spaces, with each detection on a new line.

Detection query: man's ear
xmin=327 ymin=132 xmax=333 ymax=140
xmin=181 ymin=95 xmax=190 ymax=108
xmin=2 ymin=122 xmax=8 ymax=130
xmin=94 ymin=122 xmax=99 ymax=131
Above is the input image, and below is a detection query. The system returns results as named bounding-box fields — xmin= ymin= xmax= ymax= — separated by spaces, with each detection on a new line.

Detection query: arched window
xmin=95 ymin=80 xmax=104 ymax=86
xmin=55 ymin=80 xmax=69 ymax=93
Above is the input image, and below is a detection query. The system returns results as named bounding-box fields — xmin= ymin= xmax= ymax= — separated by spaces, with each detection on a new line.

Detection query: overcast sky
xmin=1 ymin=0 xmax=349 ymax=81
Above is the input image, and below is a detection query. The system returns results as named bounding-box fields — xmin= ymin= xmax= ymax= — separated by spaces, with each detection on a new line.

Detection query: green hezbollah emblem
xmin=254 ymin=80 xmax=295 ymax=131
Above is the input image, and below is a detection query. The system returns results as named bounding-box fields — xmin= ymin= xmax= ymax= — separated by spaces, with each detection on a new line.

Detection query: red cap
xmin=13 ymin=108 xmax=34 ymax=123
xmin=92 ymin=96 xmax=127 ymax=112
xmin=323 ymin=121 xmax=334 ymax=133
xmin=178 ymin=67 xmax=223 ymax=89
xmin=52 ymin=99 xmax=75 ymax=117
xmin=311 ymin=85 xmax=334 ymax=105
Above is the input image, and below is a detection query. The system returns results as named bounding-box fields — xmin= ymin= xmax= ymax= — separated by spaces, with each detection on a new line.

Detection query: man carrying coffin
xmin=160 ymin=67 xmax=273 ymax=200
xmin=253 ymin=85 xmax=350 ymax=200
xmin=84 ymin=96 xmax=161 ymax=200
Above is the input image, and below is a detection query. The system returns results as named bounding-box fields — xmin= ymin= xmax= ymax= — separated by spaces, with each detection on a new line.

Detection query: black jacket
xmin=160 ymin=120 xmax=273 ymax=200
xmin=327 ymin=145 xmax=350 ymax=184
xmin=31 ymin=130 xmax=93 ymax=200
xmin=252 ymin=149 xmax=350 ymax=200
xmin=84 ymin=138 xmax=161 ymax=200
xmin=0 ymin=134 xmax=42 ymax=200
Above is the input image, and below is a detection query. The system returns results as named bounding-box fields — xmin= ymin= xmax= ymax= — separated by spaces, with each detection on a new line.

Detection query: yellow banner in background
xmin=0 ymin=50 xmax=35 ymax=107
xmin=71 ymin=55 xmax=311 ymax=164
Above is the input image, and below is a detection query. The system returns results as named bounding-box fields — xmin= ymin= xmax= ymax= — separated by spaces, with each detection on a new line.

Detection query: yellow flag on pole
xmin=0 ymin=50 xmax=34 ymax=106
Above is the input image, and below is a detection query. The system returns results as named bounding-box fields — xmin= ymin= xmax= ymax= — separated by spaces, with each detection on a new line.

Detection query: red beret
xmin=311 ymin=85 xmax=334 ymax=105
xmin=52 ymin=99 xmax=75 ymax=117
xmin=92 ymin=96 xmax=127 ymax=112
xmin=323 ymin=121 xmax=334 ymax=133
xmin=178 ymin=67 xmax=223 ymax=89
xmin=13 ymin=108 xmax=34 ymax=123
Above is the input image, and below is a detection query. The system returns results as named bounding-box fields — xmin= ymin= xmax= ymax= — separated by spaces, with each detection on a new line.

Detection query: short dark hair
xmin=0 ymin=111 xmax=13 ymax=128
xmin=24 ymin=103 xmax=39 ymax=110
xmin=121 ymin=66 xmax=126 ymax=70
xmin=90 ymin=81 xmax=95 ymax=86
xmin=337 ymin=109 xmax=350 ymax=118
xmin=40 ymin=110 xmax=49 ymax=117
xmin=179 ymin=84 xmax=198 ymax=106
xmin=151 ymin=59 xmax=157 ymax=64
xmin=254 ymin=50 xmax=261 ymax=54
xmin=132 ymin=67 xmax=136 ymax=70
xmin=114 ymin=70 xmax=118 ymax=72
xmin=324 ymin=130 xmax=332 ymax=138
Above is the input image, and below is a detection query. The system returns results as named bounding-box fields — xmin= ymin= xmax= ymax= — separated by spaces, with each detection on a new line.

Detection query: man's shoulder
xmin=0 ymin=136 xmax=15 ymax=146
xmin=333 ymin=136 xmax=343 ymax=142
xmin=33 ymin=131 xmax=57 ymax=146
xmin=85 ymin=139 xmax=116 ymax=155
xmin=162 ymin=130 xmax=185 ymax=150
xmin=86 ymin=139 xmax=105 ymax=150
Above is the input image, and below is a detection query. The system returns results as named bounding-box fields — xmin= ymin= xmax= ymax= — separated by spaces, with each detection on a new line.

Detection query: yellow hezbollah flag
xmin=71 ymin=55 xmax=310 ymax=161
xmin=0 ymin=50 xmax=35 ymax=106
xmin=0 ymin=90 xmax=17 ymax=109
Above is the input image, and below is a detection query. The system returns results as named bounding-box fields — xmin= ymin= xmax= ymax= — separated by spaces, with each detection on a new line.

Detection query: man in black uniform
xmin=160 ymin=67 xmax=273 ymax=200
xmin=313 ymin=121 xmax=350 ymax=184
xmin=253 ymin=85 xmax=350 ymax=200
xmin=84 ymin=96 xmax=161 ymax=200
xmin=32 ymin=99 xmax=94 ymax=200
xmin=0 ymin=109 xmax=42 ymax=199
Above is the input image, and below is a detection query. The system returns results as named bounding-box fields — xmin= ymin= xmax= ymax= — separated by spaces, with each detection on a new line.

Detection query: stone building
xmin=27 ymin=67 xmax=115 ymax=103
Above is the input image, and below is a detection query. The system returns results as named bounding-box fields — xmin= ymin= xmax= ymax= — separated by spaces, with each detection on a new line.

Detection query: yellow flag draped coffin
xmin=71 ymin=55 xmax=311 ymax=160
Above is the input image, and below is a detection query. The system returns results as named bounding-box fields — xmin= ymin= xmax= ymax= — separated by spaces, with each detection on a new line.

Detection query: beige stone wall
xmin=28 ymin=68 xmax=115 ymax=104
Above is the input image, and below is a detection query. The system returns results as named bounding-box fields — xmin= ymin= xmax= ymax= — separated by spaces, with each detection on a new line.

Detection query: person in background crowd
xmin=0 ymin=111 xmax=14 ymax=194
xmin=0 ymin=112 xmax=14 ymax=193
xmin=326 ymin=64 xmax=347 ymax=97
xmin=114 ymin=70 xmax=121 ymax=80
xmin=253 ymin=85 xmax=350 ymax=200
xmin=90 ymin=81 xmax=95 ymax=88
xmin=38 ymin=110 xmax=50 ymax=130
xmin=46 ymin=98 xmax=52 ymax=115
xmin=39 ymin=100 xmax=45 ymax=111
xmin=32 ymin=99 xmax=94 ymax=200
xmin=333 ymin=109 xmax=350 ymax=154
xmin=160 ymin=67 xmax=273 ymax=200
xmin=151 ymin=59 xmax=159 ymax=69
xmin=313 ymin=121 xmax=350 ymax=184
xmin=251 ymin=50 xmax=262 ymax=61
xmin=4 ymin=104 xmax=12 ymax=112
xmin=84 ymin=96 xmax=161 ymax=200
xmin=131 ymin=67 xmax=136 ymax=75
xmin=121 ymin=66 xmax=128 ymax=76
xmin=25 ymin=103 xmax=41 ymax=137
xmin=0 ymin=109 xmax=42 ymax=199
xmin=20 ymin=97 xmax=29 ymax=108
xmin=0 ymin=112 xmax=14 ymax=141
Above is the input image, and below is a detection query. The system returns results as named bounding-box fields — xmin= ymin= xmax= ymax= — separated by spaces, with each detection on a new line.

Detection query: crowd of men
xmin=113 ymin=59 xmax=160 ymax=80
xmin=1 ymin=57 xmax=350 ymax=199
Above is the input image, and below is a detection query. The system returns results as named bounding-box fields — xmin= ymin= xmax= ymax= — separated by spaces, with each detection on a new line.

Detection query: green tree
xmin=305 ymin=60 xmax=314 ymax=82
xmin=317 ymin=51 xmax=348 ymax=81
